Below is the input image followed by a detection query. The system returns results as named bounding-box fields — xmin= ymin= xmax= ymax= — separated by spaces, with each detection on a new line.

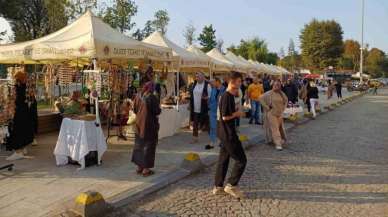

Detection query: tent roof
xmin=143 ymin=32 xmax=209 ymax=70
xmin=187 ymin=45 xmax=232 ymax=72
xmin=0 ymin=11 xmax=172 ymax=64
xmin=206 ymin=48 xmax=233 ymax=72
xmin=224 ymin=51 xmax=248 ymax=73
xmin=237 ymin=56 xmax=259 ymax=73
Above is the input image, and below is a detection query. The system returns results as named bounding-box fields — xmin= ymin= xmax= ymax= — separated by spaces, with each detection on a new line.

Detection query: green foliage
xmin=300 ymin=19 xmax=344 ymax=70
xmin=340 ymin=39 xmax=361 ymax=71
xmin=65 ymin=0 xmax=97 ymax=21
xmin=198 ymin=24 xmax=217 ymax=53
xmin=132 ymin=20 xmax=154 ymax=41
xmin=227 ymin=37 xmax=277 ymax=64
xmin=366 ymin=48 xmax=385 ymax=78
xmin=0 ymin=0 xmax=68 ymax=42
xmin=102 ymin=0 xmax=138 ymax=34
xmin=152 ymin=10 xmax=170 ymax=35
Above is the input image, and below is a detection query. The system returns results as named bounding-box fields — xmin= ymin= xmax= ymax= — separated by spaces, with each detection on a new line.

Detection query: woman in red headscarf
xmin=131 ymin=81 xmax=161 ymax=177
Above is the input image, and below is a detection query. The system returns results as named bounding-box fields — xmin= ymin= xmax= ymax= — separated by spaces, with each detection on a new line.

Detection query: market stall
xmin=143 ymin=32 xmax=211 ymax=139
xmin=0 ymin=11 xmax=173 ymax=167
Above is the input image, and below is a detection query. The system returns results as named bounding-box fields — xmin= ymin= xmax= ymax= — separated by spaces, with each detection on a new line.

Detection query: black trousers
xmin=214 ymin=138 xmax=247 ymax=187
xmin=336 ymin=90 xmax=342 ymax=98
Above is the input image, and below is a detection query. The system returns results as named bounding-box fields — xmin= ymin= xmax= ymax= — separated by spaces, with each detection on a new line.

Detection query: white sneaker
xmin=23 ymin=148 xmax=28 ymax=155
xmin=6 ymin=152 xmax=25 ymax=161
xmin=32 ymin=139 xmax=38 ymax=146
xmin=275 ymin=144 xmax=283 ymax=151
xmin=212 ymin=186 xmax=224 ymax=195
xmin=224 ymin=184 xmax=245 ymax=199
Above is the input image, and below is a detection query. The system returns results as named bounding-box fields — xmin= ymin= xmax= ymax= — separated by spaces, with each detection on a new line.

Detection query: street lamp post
xmin=359 ymin=0 xmax=365 ymax=83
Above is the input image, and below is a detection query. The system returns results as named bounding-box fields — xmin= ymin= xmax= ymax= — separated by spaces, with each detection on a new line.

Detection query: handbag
xmin=127 ymin=110 xmax=137 ymax=125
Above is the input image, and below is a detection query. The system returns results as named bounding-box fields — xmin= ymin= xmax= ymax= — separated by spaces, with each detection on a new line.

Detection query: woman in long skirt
xmin=131 ymin=81 xmax=161 ymax=177
xmin=6 ymin=71 xmax=35 ymax=161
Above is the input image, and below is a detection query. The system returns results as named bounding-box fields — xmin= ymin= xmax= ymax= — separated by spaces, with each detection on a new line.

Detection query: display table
xmin=54 ymin=118 xmax=107 ymax=169
xmin=158 ymin=104 xmax=189 ymax=139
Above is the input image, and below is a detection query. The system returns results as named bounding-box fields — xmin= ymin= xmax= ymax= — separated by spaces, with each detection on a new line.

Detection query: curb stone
xmin=103 ymin=92 xmax=366 ymax=212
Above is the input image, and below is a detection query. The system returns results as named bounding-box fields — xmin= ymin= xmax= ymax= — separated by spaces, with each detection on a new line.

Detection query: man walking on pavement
xmin=213 ymin=71 xmax=247 ymax=199
xmin=247 ymin=77 xmax=264 ymax=125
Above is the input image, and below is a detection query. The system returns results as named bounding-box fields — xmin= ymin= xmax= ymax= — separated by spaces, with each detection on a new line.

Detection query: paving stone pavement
xmin=110 ymin=89 xmax=388 ymax=217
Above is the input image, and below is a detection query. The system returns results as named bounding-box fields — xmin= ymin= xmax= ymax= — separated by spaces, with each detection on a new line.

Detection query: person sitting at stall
xmin=131 ymin=81 xmax=161 ymax=177
xmin=206 ymin=78 xmax=225 ymax=150
xmin=63 ymin=91 xmax=84 ymax=116
xmin=6 ymin=71 xmax=35 ymax=161
xmin=189 ymin=72 xmax=211 ymax=144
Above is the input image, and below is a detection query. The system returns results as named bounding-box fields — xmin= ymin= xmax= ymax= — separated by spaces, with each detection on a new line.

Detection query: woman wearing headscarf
xmin=6 ymin=71 xmax=35 ymax=160
xmin=131 ymin=81 xmax=161 ymax=177
xmin=260 ymin=80 xmax=288 ymax=151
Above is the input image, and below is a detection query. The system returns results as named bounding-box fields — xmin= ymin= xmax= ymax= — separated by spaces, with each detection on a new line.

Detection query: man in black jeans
xmin=213 ymin=71 xmax=247 ymax=199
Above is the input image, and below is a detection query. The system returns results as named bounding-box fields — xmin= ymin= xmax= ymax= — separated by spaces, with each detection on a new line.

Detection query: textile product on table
xmin=54 ymin=118 xmax=107 ymax=169
xmin=158 ymin=104 xmax=189 ymax=139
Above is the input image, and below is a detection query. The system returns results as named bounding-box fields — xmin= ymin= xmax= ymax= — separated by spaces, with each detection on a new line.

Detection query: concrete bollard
xmin=181 ymin=153 xmax=205 ymax=173
xmin=70 ymin=191 xmax=111 ymax=217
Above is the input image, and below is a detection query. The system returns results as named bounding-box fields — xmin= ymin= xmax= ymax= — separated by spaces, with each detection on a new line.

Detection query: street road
xmin=111 ymin=89 xmax=388 ymax=217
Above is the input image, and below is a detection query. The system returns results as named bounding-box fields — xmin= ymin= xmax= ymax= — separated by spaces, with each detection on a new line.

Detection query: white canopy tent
xmin=237 ymin=56 xmax=259 ymax=75
xmin=224 ymin=51 xmax=248 ymax=73
xmin=143 ymin=32 xmax=210 ymax=72
xmin=187 ymin=45 xmax=234 ymax=76
xmin=206 ymin=48 xmax=234 ymax=73
xmin=0 ymin=11 xmax=172 ymax=65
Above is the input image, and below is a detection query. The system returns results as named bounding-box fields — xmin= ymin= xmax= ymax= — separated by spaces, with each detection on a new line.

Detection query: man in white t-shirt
xmin=189 ymin=72 xmax=211 ymax=144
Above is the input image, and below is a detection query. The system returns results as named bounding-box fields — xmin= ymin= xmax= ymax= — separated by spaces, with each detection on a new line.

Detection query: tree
xmin=366 ymin=48 xmax=385 ymax=78
xmin=278 ymin=47 xmax=285 ymax=59
xmin=266 ymin=52 xmax=279 ymax=65
xmin=0 ymin=0 xmax=68 ymax=42
xmin=300 ymin=19 xmax=344 ymax=70
xmin=342 ymin=39 xmax=361 ymax=71
xmin=198 ymin=24 xmax=217 ymax=52
xmin=228 ymin=37 xmax=269 ymax=63
xmin=65 ymin=0 xmax=97 ymax=20
xmin=152 ymin=10 xmax=170 ymax=35
xmin=132 ymin=28 xmax=144 ymax=41
xmin=102 ymin=0 xmax=138 ymax=34
xmin=142 ymin=20 xmax=155 ymax=38
xmin=288 ymin=39 xmax=296 ymax=56
xmin=183 ymin=22 xmax=196 ymax=47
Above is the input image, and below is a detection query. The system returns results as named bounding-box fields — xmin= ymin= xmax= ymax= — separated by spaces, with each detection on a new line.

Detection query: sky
xmin=1 ymin=0 xmax=387 ymax=54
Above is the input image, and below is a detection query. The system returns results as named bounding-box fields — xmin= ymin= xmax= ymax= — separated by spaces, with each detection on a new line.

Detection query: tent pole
xmin=176 ymin=67 xmax=180 ymax=112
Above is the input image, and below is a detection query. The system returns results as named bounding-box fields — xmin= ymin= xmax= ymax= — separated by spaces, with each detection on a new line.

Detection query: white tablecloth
xmin=54 ymin=118 xmax=107 ymax=169
xmin=158 ymin=104 xmax=189 ymax=139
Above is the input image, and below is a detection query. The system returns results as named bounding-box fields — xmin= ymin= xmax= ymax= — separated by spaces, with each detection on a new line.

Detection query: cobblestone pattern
xmin=110 ymin=90 xmax=388 ymax=217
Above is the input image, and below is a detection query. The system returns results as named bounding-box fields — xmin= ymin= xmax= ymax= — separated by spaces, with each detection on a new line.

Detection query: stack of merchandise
xmin=0 ymin=80 xmax=15 ymax=143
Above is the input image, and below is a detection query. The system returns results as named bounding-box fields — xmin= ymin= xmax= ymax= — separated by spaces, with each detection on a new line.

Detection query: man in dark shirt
xmin=213 ymin=71 xmax=247 ymax=199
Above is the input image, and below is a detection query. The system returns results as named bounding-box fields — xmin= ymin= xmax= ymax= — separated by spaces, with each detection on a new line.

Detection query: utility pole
xmin=359 ymin=0 xmax=365 ymax=83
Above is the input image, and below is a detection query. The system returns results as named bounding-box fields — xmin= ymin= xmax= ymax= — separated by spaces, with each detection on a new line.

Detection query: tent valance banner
xmin=0 ymin=11 xmax=172 ymax=64
xmin=143 ymin=32 xmax=209 ymax=71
